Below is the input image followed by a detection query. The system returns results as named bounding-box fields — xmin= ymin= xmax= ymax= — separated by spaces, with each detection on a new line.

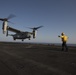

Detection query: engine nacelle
xmin=2 ymin=21 xmax=8 ymax=34
xmin=33 ymin=30 xmax=37 ymax=38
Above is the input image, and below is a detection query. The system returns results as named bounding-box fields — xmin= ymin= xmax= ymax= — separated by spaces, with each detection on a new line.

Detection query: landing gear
xmin=22 ymin=39 xmax=24 ymax=41
xmin=13 ymin=38 xmax=16 ymax=41
xmin=29 ymin=38 xmax=30 ymax=40
xmin=28 ymin=36 xmax=31 ymax=40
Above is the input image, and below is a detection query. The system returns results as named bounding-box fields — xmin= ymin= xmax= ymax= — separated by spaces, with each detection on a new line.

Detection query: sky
xmin=0 ymin=0 xmax=76 ymax=44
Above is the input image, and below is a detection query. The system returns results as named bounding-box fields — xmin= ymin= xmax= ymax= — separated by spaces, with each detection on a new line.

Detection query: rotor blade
xmin=36 ymin=26 xmax=43 ymax=29
xmin=0 ymin=18 xmax=4 ymax=21
xmin=29 ymin=26 xmax=43 ymax=30
xmin=7 ymin=21 xmax=14 ymax=24
xmin=32 ymin=26 xmax=43 ymax=30
xmin=0 ymin=14 xmax=16 ymax=22
xmin=7 ymin=14 xmax=16 ymax=20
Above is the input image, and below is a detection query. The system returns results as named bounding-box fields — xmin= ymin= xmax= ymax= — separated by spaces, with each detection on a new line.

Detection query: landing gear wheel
xmin=22 ymin=39 xmax=24 ymax=41
xmin=13 ymin=38 xmax=16 ymax=40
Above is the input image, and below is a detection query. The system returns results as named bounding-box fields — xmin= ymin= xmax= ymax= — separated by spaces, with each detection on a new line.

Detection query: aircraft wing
xmin=7 ymin=26 xmax=22 ymax=33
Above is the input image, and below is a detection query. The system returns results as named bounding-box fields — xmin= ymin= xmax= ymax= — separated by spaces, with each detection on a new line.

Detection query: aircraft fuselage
xmin=12 ymin=32 xmax=31 ymax=41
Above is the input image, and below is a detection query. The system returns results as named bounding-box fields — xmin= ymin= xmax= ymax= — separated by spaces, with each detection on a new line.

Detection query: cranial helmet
xmin=61 ymin=32 xmax=65 ymax=35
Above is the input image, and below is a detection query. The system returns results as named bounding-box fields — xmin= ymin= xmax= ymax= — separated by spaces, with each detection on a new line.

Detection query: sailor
xmin=58 ymin=32 xmax=69 ymax=52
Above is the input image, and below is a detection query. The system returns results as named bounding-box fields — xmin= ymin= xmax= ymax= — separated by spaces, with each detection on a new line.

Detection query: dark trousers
xmin=62 ymin=42 xmax=68 ymax=51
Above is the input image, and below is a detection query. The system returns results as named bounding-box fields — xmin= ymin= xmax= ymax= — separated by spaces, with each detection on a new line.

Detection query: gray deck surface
xmin=0 ymin=42 xmax=76 ymax=75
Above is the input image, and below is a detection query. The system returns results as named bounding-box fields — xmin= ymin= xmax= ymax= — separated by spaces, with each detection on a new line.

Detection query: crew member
xmin=58 ymin=32 xmax=68 ymax=52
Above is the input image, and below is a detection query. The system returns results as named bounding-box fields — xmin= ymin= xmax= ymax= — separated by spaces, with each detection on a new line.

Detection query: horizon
xmin=0 ymin=41 xmax=76 ymax=46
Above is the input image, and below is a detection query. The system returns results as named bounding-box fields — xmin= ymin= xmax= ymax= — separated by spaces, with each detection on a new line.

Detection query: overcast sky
xmin=0 ymin=0 xmax=76 ymax=44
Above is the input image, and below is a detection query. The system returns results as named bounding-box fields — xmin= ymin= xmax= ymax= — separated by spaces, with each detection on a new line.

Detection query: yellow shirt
xmin=60 ymin=35 xmax=68 ymax=42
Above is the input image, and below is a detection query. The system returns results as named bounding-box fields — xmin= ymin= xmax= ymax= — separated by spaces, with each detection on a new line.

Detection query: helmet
xmin=61 ymin=32 xmax=65 ymax=35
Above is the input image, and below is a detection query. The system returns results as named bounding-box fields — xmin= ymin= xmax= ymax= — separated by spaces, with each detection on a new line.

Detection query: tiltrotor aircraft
xmin=0 ymin=14 xmax=43 ymax=41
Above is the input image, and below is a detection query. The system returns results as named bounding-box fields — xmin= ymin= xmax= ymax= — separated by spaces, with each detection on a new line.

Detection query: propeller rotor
xmin=28 ymin=26 xmax=43 ymax=31
xmin=0 ymin=14 xmax=16 ymax=23
xmin=7 ymin=14 xmax=16 ymax=20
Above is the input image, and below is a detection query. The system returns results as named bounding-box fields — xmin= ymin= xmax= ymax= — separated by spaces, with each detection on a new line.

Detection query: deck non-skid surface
xmin=0 ymin=42 xmax=76 ymax=75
